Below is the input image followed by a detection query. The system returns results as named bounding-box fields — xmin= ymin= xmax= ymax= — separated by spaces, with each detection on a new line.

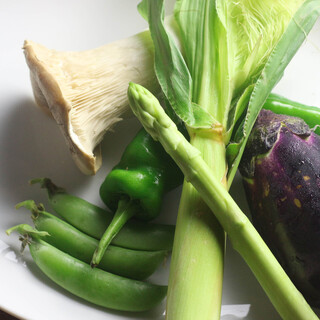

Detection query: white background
xmin=0 ymin=1 xmax=320 ymax=319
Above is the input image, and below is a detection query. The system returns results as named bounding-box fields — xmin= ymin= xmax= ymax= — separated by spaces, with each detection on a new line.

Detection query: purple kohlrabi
xmin=239 ymin=109 xmax=320 ymax=307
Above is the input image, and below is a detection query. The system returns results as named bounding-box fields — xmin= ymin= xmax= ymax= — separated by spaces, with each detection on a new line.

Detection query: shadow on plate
xmin=0 ymin=96 xmax=88 ymax=209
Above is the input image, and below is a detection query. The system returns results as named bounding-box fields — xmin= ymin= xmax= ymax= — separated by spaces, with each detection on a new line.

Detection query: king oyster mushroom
xmin=23 ymin=31 xmax=158 ymax=175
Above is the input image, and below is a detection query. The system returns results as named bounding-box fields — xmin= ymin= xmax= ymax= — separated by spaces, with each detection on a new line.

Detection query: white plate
xmin=0 ymin=1 xmax=319 ymax=319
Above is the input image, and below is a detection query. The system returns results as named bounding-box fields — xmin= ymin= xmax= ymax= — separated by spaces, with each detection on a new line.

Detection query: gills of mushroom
xmin=23 ymin=31 xmax=157 ymax=175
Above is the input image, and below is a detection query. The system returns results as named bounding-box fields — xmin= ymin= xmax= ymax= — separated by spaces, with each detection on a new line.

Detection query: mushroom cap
xmin=23 ymin=31 xmax=157 ymax=175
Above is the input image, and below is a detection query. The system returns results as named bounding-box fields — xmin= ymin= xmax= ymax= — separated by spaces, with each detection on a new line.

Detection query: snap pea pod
xmin=7 ymin=224 xmax=167 ymax=312
xmin=264 ymin=93 xmax=320 ymax=129
xmin=30 ymin=178 xmax=175 ymax=251
xmin=16 ymin=200 xmax=167 ymax=280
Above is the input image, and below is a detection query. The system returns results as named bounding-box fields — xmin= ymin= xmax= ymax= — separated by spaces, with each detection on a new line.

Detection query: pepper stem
xmin=91 ymin=198 xmax=138 ymax=268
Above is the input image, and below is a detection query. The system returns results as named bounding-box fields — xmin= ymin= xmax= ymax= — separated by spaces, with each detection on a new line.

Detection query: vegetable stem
xmin=166 ymin=134 xmax=225 ymax=319
xmin=91 ymin=198 xmax=137 ymax=267
xmin=128 ymin=82 xmax=319 ymax=320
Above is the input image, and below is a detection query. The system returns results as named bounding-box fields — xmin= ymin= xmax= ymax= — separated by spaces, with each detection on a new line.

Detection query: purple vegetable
xmin=239 ymin=109 xmax=320 ymax=307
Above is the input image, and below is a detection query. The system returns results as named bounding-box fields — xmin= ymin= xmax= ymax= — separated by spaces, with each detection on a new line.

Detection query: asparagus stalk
xmin=127 ymin=82 xmax=319 ymax=320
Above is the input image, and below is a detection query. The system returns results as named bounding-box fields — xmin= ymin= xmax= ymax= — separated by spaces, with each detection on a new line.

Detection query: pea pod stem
xmin=128 ymin=82 xmax=318 ymax=320
xmin=7 ymin=224 xmax=167 ymax=312
xmin=91 ymin=198 xmax=138 ymax=267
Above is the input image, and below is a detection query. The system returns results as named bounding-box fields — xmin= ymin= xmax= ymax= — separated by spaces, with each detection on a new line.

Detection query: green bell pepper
xmin=92 ymin=126 xmax=184 ymax=266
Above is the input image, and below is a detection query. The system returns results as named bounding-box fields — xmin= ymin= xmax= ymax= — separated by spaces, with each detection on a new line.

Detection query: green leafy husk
xmin=226 ymin=0 xmax=320 ymax=185
xmin=138 ymin=0 xmax=217 ymax=128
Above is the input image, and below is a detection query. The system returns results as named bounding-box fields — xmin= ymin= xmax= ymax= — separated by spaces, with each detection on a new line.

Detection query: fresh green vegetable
xmin=127 ymin=82 xmax=319 ymax=319
xmin=7 ymin=224 xmax=167 ymax=312
xmin=94 ymin=127 xmax=183 ymax=266
xmin=239 ymin=109 xmax=320 ymax=307
xmin=30 ymin=178 xmax=175 ymax=251
xmin=137 ymin=0 xmax=320 ymax=318
xmin=16 ymin=200 xmax=167 ymax=280
xmin=264 ymin=93 xmax=320 ymax=133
